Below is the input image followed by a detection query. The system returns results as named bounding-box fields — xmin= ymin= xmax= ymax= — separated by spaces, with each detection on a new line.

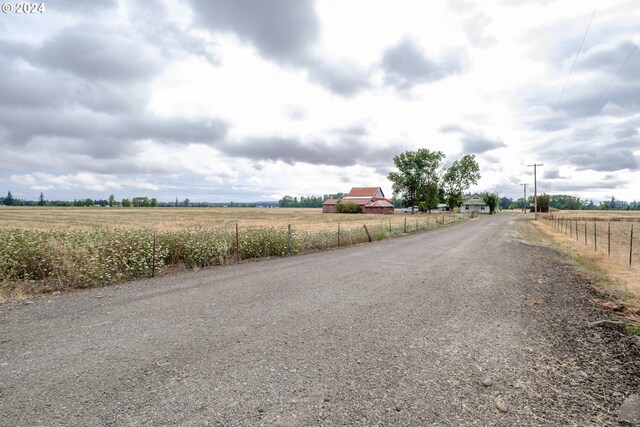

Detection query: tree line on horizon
xmin=2 ymin=190 xmax=640 ymax=211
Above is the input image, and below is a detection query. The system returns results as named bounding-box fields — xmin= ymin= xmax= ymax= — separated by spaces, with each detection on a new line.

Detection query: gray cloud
xmin=0 ymin=105 xmax=228 ymax=148
xmin=189 ymin=0 xmax=319 ymax=64
xmin=0 ymin=19 xmax=229 ymax=171
xmin=128 ymin=1 xmax=220 ymax=66
xmin=305 ymin=58 xmax=371 ymax=96
xmin=540 ymin=142 xmax=639 ymax=173
xmin=569 ymin=150 xmax=638 ymax=172
xmin=541 ymin=177 xmax=628 ymax=193
xmin=330 ymin=123 xmax=370 ymax=137
xmin=187 ymin=0 xmax=371 ymax=96
xmin=577 ymin=40 xmax=640 ymax=81
xmin=380 ymin=37 xmax=468 ymax=90
xmin=53 ymin=0 xmax=117 ymax=14
xmin=614 ymin=127 xmax=638 ymax=139
xmin=543 ymin=169 xmax=563 ymax=179
xmin=219 ymin=135 xmax=397 ymax=167
xmin=461 ymin=136 xmax=506 ymax=154
xmin=441 ymin=124 xmax=506 ymax=153
xmin=32 ymin=25 xmax=160 ymax=83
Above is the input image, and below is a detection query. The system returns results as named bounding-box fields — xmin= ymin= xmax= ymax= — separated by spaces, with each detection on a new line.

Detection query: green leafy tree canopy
xmin=387 ymin=149 xmax=445 ymax=211
xmin=442 ymin=154 xmax=481 ymax=209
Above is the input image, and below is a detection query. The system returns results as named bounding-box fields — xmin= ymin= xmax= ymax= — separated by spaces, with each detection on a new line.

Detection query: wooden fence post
xmin=594 ymin=221 xmax=597 ymax=251
xmin=608 ymin=222 xmax=611 ymax=257
xmin=151 ymin=231 xmax=156 ymax=278
xmin=404 ymin=218 xmax=407 ymax=233
xmin=630 ymin=224 xmax=634 ymax=268
xmin=363 ymin=224 xmax=372 ymax=242
xmin=287 ymin=224 xmax=292 ymax=256
xmin=235 ymin=222 xmax=239 ymax=261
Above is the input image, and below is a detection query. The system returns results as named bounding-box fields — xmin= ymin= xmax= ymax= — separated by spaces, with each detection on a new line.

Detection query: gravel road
xmin=1 ymin=214 xmax=639 ymax=426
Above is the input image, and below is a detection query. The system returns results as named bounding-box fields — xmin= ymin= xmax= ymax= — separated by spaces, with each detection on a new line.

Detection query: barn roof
xmin=340 ymin=197 xmax=370 ymax=206
xmin=322 ymin=199 xmax=338 ymax=205
xmin=367 ymin=200 xmax=394 ymax=208
xmin=347 ymin=187 xmax=383 ymax=197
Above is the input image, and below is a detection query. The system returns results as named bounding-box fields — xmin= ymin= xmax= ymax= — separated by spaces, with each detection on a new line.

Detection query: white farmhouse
xmin=460 ymin=197 xmax=490 ymax=214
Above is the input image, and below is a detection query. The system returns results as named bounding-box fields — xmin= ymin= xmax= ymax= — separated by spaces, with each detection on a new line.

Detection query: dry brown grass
xmin=531 ymin=212 xmax=640 ymax=315
xmin=0 ymin=206 xmax=459 ymax=232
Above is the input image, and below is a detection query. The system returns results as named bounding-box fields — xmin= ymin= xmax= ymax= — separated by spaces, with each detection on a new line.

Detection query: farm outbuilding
xmin=322 ymin=198 xmax=338 ymax=213
xmin=363 ymin=199 xmax=395 ymax=214
xmin=323 ymin=187 xmax=395 ymax=214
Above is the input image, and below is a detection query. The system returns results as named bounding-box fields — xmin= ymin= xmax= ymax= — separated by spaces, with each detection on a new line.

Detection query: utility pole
xmin=520 ymin=183 xmax=528 ymax=214
xmin=527 ymin=164 xmax=543 ymax=220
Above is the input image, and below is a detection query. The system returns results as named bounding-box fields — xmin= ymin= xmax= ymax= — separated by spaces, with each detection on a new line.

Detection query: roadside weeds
xmin=516 ymin=218 xmax=640 ymax=329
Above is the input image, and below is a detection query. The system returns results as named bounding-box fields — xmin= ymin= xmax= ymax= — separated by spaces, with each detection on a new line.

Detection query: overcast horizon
xmin=0 ymin=0 xmax=639 ymax=203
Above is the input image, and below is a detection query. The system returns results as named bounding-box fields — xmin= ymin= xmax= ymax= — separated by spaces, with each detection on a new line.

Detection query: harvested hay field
xmin=0 ymin=206 xmax=458 ymax=232
xmin=0 ymin=207 xmax=465 ymax=299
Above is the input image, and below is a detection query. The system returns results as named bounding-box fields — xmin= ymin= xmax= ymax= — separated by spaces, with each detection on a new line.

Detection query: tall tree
xmin=108 ymin=194 xmax=116 ymax=207
xmin=483 ymin=193 xmax=500 ymax=214
xmin=38 ymin=192 xmax=46 ymax=206
xmin=387 ymin=149 xmax=445 ymax=212
xmin=4 ymin=191 xmax=14 ymax=206
xmin=419 ymin=181 xmax=440 ymax=213
xmin=442 ymin=155 xmax=481 ymax=209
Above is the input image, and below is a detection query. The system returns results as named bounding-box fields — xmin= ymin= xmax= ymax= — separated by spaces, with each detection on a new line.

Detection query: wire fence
xmin=0 ymin=213 xmax=468 ymax=296
xmin=542 ymin=214 xmax=639 ymax=271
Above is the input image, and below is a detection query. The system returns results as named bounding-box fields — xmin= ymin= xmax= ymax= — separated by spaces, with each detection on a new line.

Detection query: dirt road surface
xmin=1 ymin=214 xmax=639 ymax=426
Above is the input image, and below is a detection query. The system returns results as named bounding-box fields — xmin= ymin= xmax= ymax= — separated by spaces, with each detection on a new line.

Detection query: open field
xmin=548 ymin=210 xmax=640 ymax=222
xmin=0 ymin=206 xmax=457 ymax=232
xmin=0 ymin=207 xmax=466 ymax=299
xmin=535 ymin=211 xmax=640 ymax=313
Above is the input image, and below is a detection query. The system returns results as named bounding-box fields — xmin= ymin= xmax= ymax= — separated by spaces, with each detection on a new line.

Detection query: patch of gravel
xmin=497 ymin=241 xmax=640 ymax=426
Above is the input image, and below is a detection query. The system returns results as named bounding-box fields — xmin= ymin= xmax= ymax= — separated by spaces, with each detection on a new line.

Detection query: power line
xmin=543 ymin=9 xmax=596 ymax=133
xmin=566 ymin=39 xmax=640 ymax=143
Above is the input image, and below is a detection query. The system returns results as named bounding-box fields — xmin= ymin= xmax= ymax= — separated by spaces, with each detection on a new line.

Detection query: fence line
xmin=0 ymin=213 xmax=472 ymax=294
xmin=543 ymin=215 xmax=638 ymax=271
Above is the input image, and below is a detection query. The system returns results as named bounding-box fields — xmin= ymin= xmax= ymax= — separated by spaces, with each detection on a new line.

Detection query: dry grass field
xmin=0 ymin=206 xmax=457 ymax=232
xmin=535 ymin=211 xmax=640 ymax=313
xmin=0 ymin=207 xmax=464 ymax=300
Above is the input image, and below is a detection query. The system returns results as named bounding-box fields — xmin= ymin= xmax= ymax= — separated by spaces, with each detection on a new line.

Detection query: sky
xmin=0 ymin=0 xmax=638 ymax=203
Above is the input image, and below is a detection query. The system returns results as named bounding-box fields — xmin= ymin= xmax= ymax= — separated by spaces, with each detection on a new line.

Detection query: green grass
xmin=626 ymin=324 xmax=640 ymax=335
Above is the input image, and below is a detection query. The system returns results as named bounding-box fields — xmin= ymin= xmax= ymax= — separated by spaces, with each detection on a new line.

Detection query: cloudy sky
xmin=0 ymin=0 xmax=638 ymax=203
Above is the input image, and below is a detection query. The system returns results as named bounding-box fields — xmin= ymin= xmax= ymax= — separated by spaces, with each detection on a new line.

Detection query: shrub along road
xmin=1 ymin=214 xmax=639 ymax=426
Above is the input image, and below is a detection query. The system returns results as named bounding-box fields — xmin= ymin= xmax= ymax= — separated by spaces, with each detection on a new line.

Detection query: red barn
xmin=323 ymin=187 xmax=394 ymax=214
xmin=322 ymin=198 xmax=338 ymax=213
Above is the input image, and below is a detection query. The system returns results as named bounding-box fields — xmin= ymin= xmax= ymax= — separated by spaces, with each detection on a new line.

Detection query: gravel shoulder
xmin=1 ymin=214 xmax=639 ymax=426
